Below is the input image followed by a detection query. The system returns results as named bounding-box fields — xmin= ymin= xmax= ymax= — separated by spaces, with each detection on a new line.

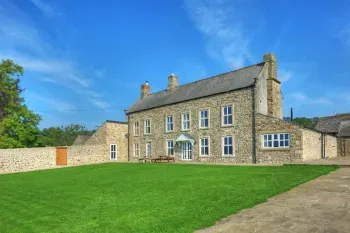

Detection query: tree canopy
xmin=0 ymin=59 xmax=42 ymax=148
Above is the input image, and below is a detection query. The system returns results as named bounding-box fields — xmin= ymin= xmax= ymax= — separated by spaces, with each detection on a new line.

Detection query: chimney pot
xmin=141 ymin=81 xmax=150 ymax=98
xmin=168 ymin=73 xmax=178 ymax=92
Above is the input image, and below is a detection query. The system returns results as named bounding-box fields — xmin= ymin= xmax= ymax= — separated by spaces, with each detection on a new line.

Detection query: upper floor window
xmin=144 ymin=119 xmax=151 ymax=134
xmin=199 ymin=109 xmax=209 ymax=129
xmin=166 ymin=116 xmax=173 ymax=132
xmin=222 ymin=105 xmax=233 ymax=126
xmin=262 ymin=133 xmax=290 ymax=148
xmin=182 ymin=112 xmax=190 ymax=130
xmin=134 ymin=121 xmax=139 ymax=136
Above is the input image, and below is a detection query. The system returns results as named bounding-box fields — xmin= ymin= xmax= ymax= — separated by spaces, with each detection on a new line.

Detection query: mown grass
xmin=0 ymin=163 xmax=337 ymax=233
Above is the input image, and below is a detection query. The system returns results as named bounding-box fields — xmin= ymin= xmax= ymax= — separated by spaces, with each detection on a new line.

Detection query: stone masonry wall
xmin=325 ymin=135 xmax=337 ymax=159
xmin=105 ymin=122 xmax=128 ymax=162
xmin=337 ymin=138 xmax=350 ymax=157
xmin=301 ymin=129 xmax=322 ymax=161
xmin=256 ymin=114 xmax=303 ymax=163
xmin=67 ymin=144 xmax=108 ymax=166
xmin=128 ymin=88 xmax=254 ymax=163
xmin=0 ymin=147 xmax=56 ymax=173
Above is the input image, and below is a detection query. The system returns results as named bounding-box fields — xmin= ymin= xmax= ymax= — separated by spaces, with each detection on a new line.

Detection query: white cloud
xmin=89 ymin=99 xmax=109 ymax=109
xmin=27 ymin=92 xmax=76 ymax=110
xmin=291 ymin=92 xmax=332 ymax=105
xmin=184 ymin=0 xmax=252 ymax=69
xmin=94 ymin=69 xmax=106 ymax=79
xmin=279 ymin=69 xmax=293 ymax=83
xmin=28 ymin=0 xmax=63 ymax=17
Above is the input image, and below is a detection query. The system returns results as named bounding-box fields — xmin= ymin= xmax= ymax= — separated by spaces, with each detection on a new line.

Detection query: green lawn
xmin=0 ymin=163 xmax=337 ymax=233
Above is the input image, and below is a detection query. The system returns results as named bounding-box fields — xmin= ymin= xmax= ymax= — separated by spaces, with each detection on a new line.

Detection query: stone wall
xmin=302 ymin=129 xmax=322 ymax=161
xmin=67 ymin=145 xmax=108 ymax=166
xmin=105 ymin=122 xmax=128 ymax=162
xmin=337 ymin=138 xmax=350 ymax=157
xmin=256 ymin=114 xmax=303 ymax=163
xmin=325 ymin=135 xmax=337 ymax=159
xmin=0 ymin=147 xmax=56 ymax=173
xmin=128 ymin=88 xmax=255 ymax=163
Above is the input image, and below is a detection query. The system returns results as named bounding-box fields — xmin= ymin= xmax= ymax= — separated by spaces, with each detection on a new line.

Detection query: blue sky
xmin=1 ymin=0 xmax=350 ymax=129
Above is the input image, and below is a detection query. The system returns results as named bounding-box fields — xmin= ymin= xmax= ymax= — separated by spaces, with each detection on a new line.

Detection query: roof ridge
xmin=144 ymin=62 xmax=265 ymax=97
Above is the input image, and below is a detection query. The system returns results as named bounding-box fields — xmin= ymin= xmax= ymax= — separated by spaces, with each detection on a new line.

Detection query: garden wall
xmin=0 ymin=147 xmax=56 ymax=174
xmin=325 ymin=135 xmax=337 ymax=159
xmin=301 ymin=129 xmax=322 ymax=161
xmin=67 ymin=144 xmax=109 ymax=166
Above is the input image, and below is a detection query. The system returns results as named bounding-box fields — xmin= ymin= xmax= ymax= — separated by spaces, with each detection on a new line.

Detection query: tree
xmin=0 ymin=59 xmax=42 ymax=148
xmin=292 ymin=117 xmax=317 ymax=128
xmin=40 ymin=124 xmax=94 ymax=146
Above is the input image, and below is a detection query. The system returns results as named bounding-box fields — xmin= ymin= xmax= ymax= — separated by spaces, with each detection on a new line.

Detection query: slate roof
xmin=338 ymin=120 xmax=350 ymax=137
xmin=315 ymin=113 xmax=350 ymax=135
xmin=72 ymin=135 xmax=91 ymax=145
xmin=126 ymin=62 xmax=265 ymax=114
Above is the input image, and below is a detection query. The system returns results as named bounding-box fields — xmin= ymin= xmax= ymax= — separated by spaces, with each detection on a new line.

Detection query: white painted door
xmin=181 ymin=142 xmax=192 ymax=160
xmin=110 ymin=144 xmax=117 ymax=160
xmin=146 ymin=142 xmax=152 ymax=158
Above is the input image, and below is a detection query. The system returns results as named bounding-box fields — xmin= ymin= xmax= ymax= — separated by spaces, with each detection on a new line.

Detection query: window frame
xmin=222 ymin=135 xmax=234 ymax=157
xmin=199 ymin=137 xmax=210 ymax=157
xmin=110 ymin=144 xmax=117 ymax=160
xmin=261 ymin=133 xmax=290 ymax=149
xmin=221 ymin=104 xmax=234 ymax=127
xmin=144 ymin=119 xmax=151 ymax=135
xmin=133 ymin=121 xmax=139 ymax=136
xmin=165 ymin=115 xmax=174 ymax=132
xmin=181 ymin=112 xmax=191 ymax=131
xmin=199 ymin=109 xmax=210 ymax=129
xmin=166 ymin=139 xmax=175 ymax=156
xmin=145 ymin=141 xmax=152 ymax=158
xmin=133 ymin=143 xmax=139 ymax=157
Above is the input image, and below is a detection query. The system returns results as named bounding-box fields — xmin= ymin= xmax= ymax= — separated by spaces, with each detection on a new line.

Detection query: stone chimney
xmin=168 ymin=73 xmax=178 ymax=92
xmin=263 ymin=53 xmax=282 ymax=119
xmin=141 ymin=81 xmax=150 ymax=98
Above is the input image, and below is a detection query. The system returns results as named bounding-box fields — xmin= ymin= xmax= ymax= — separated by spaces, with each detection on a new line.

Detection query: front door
xmin=110 ymin=144 xmax=117 ymax=160
xmin=181 ymin=142 xmax=192 ymax=160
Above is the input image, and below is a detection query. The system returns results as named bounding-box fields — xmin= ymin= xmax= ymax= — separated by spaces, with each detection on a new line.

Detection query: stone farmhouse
xmin=125 ymin=53 xmax=339 ymax=163
xmin=1 ymin=53 xmax=347 ymax=174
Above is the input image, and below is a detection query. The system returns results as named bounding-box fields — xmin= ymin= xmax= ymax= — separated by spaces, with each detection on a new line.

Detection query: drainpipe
xmin=126 ymin=112 xmax=130 ymax=162
xmin=251 ymin=87 xmax=257 ymax=164
xmin=321 ymin=134 xmax=326 ymax=159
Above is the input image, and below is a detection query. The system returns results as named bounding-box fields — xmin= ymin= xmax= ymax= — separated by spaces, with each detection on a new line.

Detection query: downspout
xmin=126 ymin=112 xmax=130 ymax=162
xmin=321 ymin=134 xmax=325 ymax=159
xmin=251 ymin=86 xmax=257 ymax=164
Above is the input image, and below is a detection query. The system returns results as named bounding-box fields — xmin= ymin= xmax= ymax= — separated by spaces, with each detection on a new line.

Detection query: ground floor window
xmin=222 ymin=136 xmax=234 ymax=156
xmin=200 ymin=137 xmax=209 ymax=156
xmin=146 ymin=142 xmax=152 ymax=158
xmin=134 ymin=143 xmax=139 ymax=157
xmin=167 ymin=140 xmax=174 ymax=156
xmin=262 ymin=133 xmax=290 ymax=148
xmin=110 ymin=144 xmax=117 ymax=160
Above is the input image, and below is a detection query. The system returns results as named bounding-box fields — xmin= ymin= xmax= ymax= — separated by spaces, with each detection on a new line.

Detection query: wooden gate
xmin=56 ymin=147 xmax=67 ymax=165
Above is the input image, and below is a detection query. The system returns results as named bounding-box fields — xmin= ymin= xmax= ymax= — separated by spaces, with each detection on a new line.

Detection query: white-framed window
xmin=262 ymin=133 xmax=290 ymax=148
xmin=144 ymin=119 xmax=151 ymax=134
xmin=222 ymin=136 xmax=234 ymax=156
xmin=199 ymin=109 xmax=209 ymax=129
xmin=166 ymin=140 xmax=174 ymax=156
xmin=146 ymin=142 xmax=152 ymax=158
xmin=134 ymin=121 xmax=139 ymax=136
xmin=222 ymin=105 xmax=233 ymax=126
xmin=110 ymin=144 xmax=117 ymax=160
xmin=182 ymin=112 xmax=190 ymax=130
xmin=166 ymin=116 xmax=174 ymax=132
xmin=200 ymin=137 xmax=209 ymax=156
xmin=134 ymin=143 xmax=139 ymax=157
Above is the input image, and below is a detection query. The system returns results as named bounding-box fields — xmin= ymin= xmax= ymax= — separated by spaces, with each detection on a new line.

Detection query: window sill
xmin=199 ymin=127 xmax=210 ymax=130
xmin=199 ymin=155 xmax=210 ymax=158
xmin=133 ymin=135 xmax=139 ymax=137
xmin=261 ymin=148 xmax=291 ymax=151
xmin=165 ymin=131 xmax=174 ymax=134
xmin=181 ymin=129 xmax=191 ymax=132
xmin=222 ymin=155 xmax=235 ymax=158
xmin=144 ymin=133 xmax=152 ymax=136
xmin=221 ymin=124 xmax=234 ymax=128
